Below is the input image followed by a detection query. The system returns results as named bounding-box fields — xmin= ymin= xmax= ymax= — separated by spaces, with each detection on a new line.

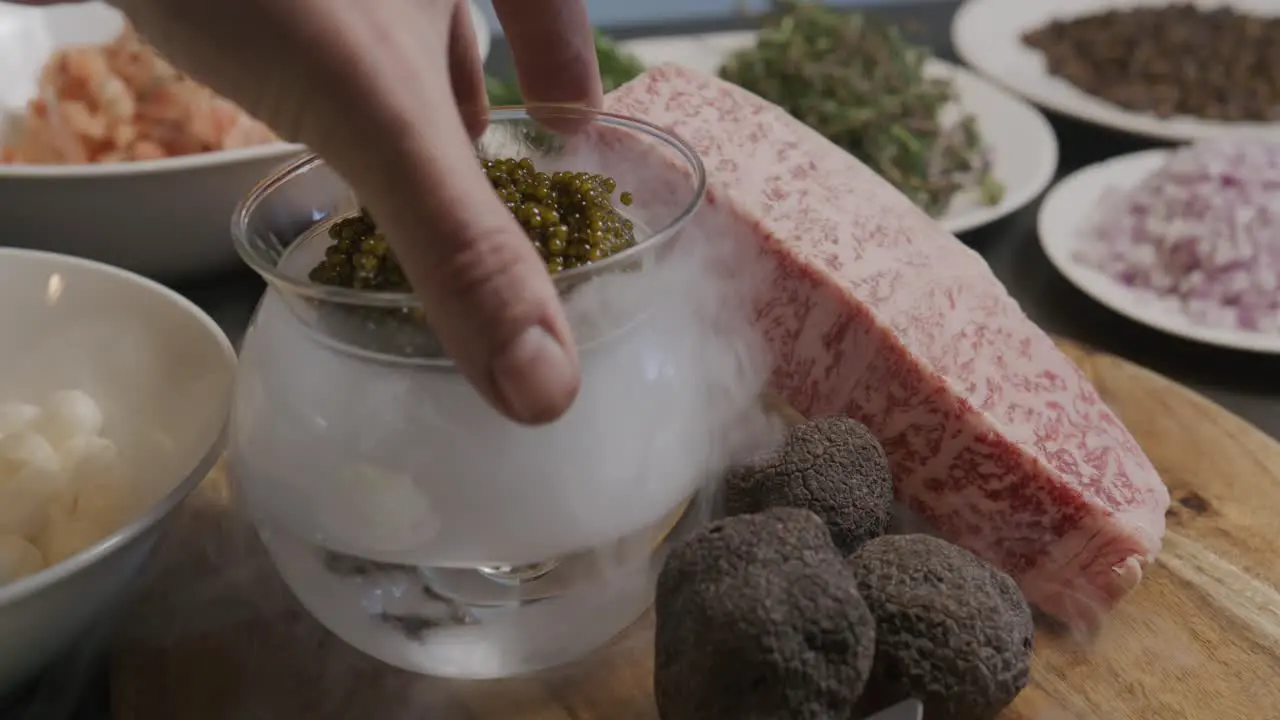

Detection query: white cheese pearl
xmin=0 ymin=534 xmax=45 ymax=584
xmin=0 ymin=403 xmax=41 ymax=437
xmin=17 ymin=462 xmax=74 ymax=512
xmin=37 ymin=508 xmax=105 ymax=566
xmin=61 ymin=436 xmax=119 ymax=482
xmin=0 ymin=464 xmax=70 ymax=538
xmin=34 ymin=390 xmax=105 ymax=448
xmin=65 ymin=437 xmax=132 ymax=533
xmin=0 ymin=484 xmax=47 ymax=539
xmin=75 ymin=473 xmax=136 ymax=535
xmin=0 ymin=430 xmax=59 ymax=480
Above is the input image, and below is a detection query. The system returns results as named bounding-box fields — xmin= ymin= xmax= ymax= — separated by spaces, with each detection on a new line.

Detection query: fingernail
xmin=492 ymin=324 xmax=578 ymax=424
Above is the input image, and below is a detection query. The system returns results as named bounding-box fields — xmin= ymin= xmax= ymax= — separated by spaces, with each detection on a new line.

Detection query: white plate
xmin=620 ymin=31 xmax=1059 ymax=235
xmin=952 ymin=0 xmax=1280 ymax=143
xmin=1037 ymin=149 xmax=1280 ymax=354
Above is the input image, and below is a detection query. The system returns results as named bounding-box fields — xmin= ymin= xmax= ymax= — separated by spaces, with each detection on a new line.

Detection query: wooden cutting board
xmin=110 ymin=339 xmax=1280 ymax=720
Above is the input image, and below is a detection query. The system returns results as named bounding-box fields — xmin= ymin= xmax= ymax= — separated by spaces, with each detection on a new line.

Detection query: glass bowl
xmin=228 ymin=105 xmax=770 ymax=679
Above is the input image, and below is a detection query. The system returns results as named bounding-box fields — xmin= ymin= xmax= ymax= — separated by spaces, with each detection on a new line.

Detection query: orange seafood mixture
xmin=1 ymin=23 xmax=277 ymax=164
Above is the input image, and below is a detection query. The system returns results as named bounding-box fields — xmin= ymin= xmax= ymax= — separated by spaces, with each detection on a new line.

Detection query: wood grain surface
xmin=110 ymin=339 xmax=1280 ymax=720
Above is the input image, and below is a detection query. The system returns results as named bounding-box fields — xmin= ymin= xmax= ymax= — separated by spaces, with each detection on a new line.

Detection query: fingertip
xmin=491 ymin=322 xmax=581 ymax=424
xmin=492 ymin=0 xmax=602 ymax=107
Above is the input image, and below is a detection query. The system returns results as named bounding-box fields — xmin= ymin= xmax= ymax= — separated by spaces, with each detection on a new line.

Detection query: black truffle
xmin=725 ymin=415 xmax=893 ymax=555
xmin=654 ymin=508 xmax=876 ymax=720
xmin=846 ymin=535 xmax=1034 ymax=720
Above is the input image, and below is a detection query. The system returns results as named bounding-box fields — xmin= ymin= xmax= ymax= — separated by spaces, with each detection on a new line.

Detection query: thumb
xmin=387 ymin=180 xmax=583 ymax=426
xmin=331 ymin=69 xmax=581 ymax=426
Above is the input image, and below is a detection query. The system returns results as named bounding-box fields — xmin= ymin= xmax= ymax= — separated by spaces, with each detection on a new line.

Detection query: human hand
xmin=33 ymin=0 xmax=602 ymax=424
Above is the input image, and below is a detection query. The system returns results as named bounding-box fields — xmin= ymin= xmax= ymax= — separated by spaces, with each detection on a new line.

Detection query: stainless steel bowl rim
xmin=0 ymin=247 xmax=235 ymax=606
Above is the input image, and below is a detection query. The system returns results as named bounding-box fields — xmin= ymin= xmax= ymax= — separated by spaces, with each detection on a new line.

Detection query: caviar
xmin=308 ymin=156 xmax=638 ymax=290
xmin=308 ymin=209 xmax=409 ymax=291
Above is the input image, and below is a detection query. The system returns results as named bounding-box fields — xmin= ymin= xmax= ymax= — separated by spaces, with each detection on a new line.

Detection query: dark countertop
xmin=7 ymin=1 xmax=1278 ymax=717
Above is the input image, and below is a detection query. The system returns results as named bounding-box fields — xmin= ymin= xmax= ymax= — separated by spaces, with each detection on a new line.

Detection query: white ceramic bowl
xmin=0 ymin=247 xmax=236 ymax=695
xmin=0 ymin=2 xmax=491 ymax=281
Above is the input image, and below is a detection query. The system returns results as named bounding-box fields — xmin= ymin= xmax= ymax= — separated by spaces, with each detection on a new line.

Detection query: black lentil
xmin=1023 ymin=5 xmax=1280 ymax=121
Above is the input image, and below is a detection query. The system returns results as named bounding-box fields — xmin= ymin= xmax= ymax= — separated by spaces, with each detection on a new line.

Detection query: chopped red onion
xmin=1074 ymin=140 xmax=1280 ymax=335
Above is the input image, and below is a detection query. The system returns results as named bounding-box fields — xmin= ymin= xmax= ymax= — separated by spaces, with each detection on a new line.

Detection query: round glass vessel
xmin=228 ymin=106 xmax=761 ymax=679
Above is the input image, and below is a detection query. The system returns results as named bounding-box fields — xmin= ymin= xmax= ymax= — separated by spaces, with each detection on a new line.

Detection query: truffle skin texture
xmin=725 ymin=415 xmax=894 ymax=555
xmin=847 ymin=534 xmax=1034 ymax=720
xmin=654 ymin=508 xmax=876 ymax=720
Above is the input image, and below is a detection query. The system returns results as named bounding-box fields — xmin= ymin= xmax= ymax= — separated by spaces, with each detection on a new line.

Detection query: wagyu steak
xmin=604 ymin=64 xmax=1170 ymax=629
